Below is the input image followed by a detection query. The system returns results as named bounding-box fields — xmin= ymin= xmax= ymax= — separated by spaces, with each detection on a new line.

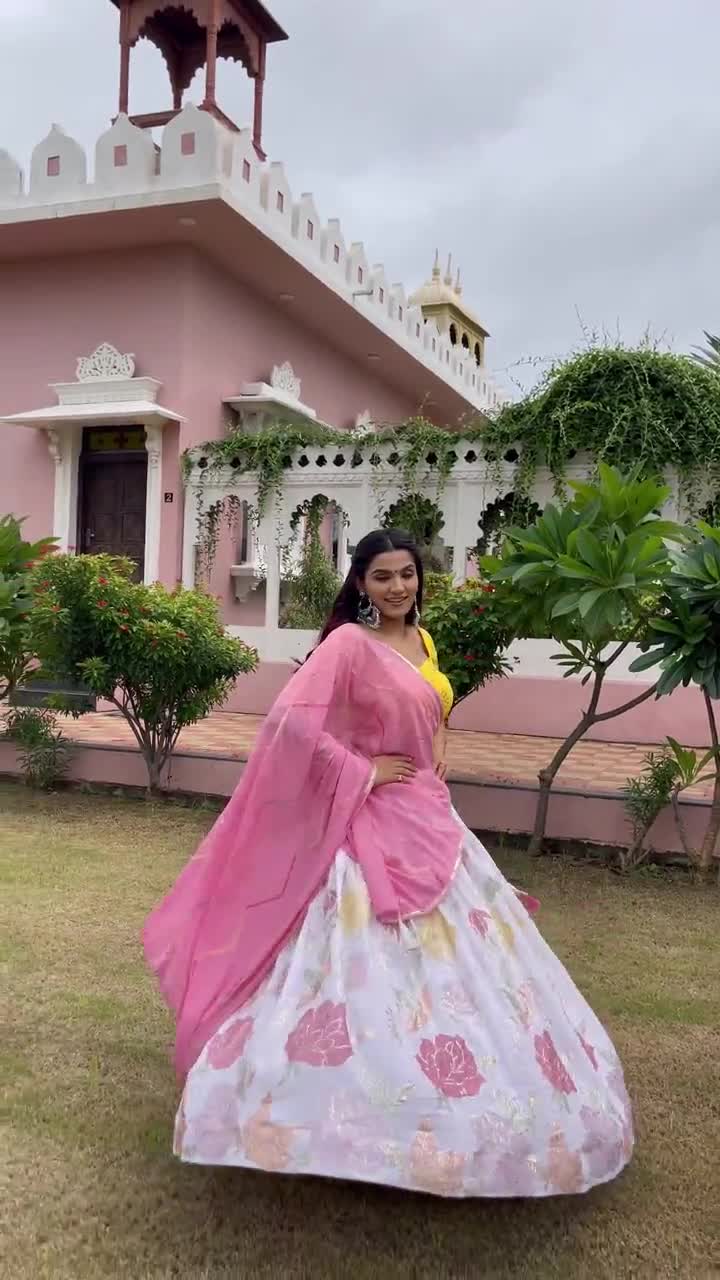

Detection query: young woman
xmin=144 ymin=529 xmax=633 ymax=1198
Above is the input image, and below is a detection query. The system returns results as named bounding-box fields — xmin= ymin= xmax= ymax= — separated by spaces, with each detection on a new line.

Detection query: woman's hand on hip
xmin=372 ymin=755 xmax=417 ymax=787
xmin=435 ymin=760 xmax=448 ymax=783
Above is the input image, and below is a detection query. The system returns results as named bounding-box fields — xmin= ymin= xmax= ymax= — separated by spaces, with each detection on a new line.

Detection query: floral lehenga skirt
xmin=175 ymin=822 xmax=634 ymax=1198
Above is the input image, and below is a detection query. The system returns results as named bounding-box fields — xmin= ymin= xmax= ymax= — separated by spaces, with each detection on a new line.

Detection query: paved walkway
xmin=41 ymin=709 xmax=712 ymax=799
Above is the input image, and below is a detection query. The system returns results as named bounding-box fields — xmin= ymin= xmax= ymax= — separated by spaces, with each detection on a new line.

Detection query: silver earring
xmin=411 ymin=602 xmax=421 ymax=626
xmin=358 ymin=592 xmax=381 ymax=629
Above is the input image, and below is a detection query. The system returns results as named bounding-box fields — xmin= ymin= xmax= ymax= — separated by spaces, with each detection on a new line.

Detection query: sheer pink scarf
xmin=143 ymin=624 xmax=462 ymax=1078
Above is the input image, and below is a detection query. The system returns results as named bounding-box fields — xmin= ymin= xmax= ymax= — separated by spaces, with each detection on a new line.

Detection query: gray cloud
xmin=2 ymin=0 xmax=718 ymax=395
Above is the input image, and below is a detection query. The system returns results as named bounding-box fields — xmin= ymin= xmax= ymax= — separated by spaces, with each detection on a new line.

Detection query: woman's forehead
xmin=367 ymin=550 xmax=416 ymax=573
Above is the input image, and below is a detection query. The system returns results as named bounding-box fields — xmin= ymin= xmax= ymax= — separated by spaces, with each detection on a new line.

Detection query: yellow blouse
xmin=418 ymin=628 xmax=454 ymax=720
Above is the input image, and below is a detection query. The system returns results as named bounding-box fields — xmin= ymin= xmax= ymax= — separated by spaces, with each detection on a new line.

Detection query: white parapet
xmin=2 ymin=103 xmax=509 ymax=415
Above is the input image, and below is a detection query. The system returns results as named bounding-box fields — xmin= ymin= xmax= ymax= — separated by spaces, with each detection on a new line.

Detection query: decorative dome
xmin=409 ymin=252 xmax=489 ymax=365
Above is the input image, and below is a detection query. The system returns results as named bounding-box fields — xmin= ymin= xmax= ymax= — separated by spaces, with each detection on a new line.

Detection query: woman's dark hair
xmin=318 ymin=528 xmax=423 ymax=644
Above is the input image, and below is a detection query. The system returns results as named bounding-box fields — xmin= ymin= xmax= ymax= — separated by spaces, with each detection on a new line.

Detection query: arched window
xmin=449 ymin=323 xmax=458 ymax=346
xmin=474 ymin=341 xmax=481 ymax=367
xmin=461 ymin=332 xmax=470 ymax=350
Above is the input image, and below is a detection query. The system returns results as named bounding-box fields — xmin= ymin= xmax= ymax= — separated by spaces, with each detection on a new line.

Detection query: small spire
xmin=444 ymin=253 xmax=453 ymax=286
xmin=431 ymin=249 xmax=441 ymax=280
xmin=454 ymin=267 xmax=462 ymax=296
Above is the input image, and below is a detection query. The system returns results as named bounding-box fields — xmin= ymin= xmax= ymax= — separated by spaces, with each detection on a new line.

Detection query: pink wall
xmin=223 ymin=662 xmax=710 ymax=748
xmin=1 ymin=246 xmax=422 ymax=581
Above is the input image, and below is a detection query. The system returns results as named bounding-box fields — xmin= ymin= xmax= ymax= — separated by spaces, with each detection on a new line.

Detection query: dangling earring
xmin=411 ymin=601 xmax=421 ymax=626
xmin=358 ymin=592 xmax=381 ymax=629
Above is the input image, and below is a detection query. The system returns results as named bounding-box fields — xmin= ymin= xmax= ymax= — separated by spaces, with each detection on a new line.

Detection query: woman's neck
xmin=378 ymin=618 xmax=408 ymax=641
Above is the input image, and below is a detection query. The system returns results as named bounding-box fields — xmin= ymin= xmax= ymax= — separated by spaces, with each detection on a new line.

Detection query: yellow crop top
xmin=418 ymin=628 xmax=454 ymax=721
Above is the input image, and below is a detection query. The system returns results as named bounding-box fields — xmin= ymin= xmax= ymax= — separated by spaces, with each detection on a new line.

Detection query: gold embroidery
xmin=339 ymin=886 xmax=370 ymax=935
xmin=242 ymin=1095 xmax=298 ymax=1172
xmin=416 ymin=909 xmax=457 ymax=961
xmin=409 ymin=1122 xmax=465 ymax=1196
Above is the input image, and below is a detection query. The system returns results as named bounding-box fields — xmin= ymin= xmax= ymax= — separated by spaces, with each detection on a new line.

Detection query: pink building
xmin=0 ymin=1 xmax=706 ymax=747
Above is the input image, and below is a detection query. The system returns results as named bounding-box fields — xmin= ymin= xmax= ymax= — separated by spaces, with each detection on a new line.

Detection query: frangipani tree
xmin=630 ymin=523 xmax=720 ymax=876
xmin=485 ymin=465 xmax=687 ymax=855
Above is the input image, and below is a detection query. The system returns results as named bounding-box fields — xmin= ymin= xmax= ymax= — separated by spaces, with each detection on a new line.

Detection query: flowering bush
xmin=422 ymin=574 xmax=513 ymax=704
xmin=26 ymin=554 xmax=257 ymax=791
xmin=0 ymin=515 xmax=56 ymax=703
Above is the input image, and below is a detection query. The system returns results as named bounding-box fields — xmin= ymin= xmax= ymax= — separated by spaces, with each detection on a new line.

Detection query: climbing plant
xmin=280 ymin=496 xmax=342 ymax=630
xmin=382 ymin=493 xmax=447 ymax=569
xmin=184 ymin=347 xmax=720 ymax=574
xmin=184 ymin=417 xmax=484 ymax=573
xmin=482 ymin=345 xmax=720 ymax=507
xmin=474 ymin=491 xmax=541 ymax=560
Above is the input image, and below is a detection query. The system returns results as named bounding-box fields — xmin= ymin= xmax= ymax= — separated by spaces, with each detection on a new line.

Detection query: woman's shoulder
xmin=312 ymin=622 xmax=367 ymax=660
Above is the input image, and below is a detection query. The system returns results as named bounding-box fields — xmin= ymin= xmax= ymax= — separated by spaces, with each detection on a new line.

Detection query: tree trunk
xmin=699 ymin=692 xmax=720 ymax=878
xmin=529 ymin=672 xmax=659 ymax=858
xmin=529 ymin=668 xmax=607 ymax=857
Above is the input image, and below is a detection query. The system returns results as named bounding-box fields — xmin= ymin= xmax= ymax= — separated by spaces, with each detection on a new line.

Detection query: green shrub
xmin=26 ymin=554 xmax=257 ymax=792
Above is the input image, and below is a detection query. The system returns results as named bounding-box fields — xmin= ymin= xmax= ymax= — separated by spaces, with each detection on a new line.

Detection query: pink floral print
xmin=468 ymin=908 xmax=491 ymax=938
xmin=207 ymin=1016 xmax=254 ymax=1070
xmin=286 ymin=1000 xmax=353 ymax=1067
xmin=416 ymin=1034 xmax=485 ymax=1098
xmin=577 ymin=1031 xmax=598 ymax=1071
xmin=534 ymin=1030 xmax=577 ymax=1095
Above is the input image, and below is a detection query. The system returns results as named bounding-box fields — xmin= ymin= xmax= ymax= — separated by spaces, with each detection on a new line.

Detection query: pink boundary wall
xmin=221 ymin=664 xmax=708 ymax=747
xmin=0 ymin=739 xmax=707 ymax=856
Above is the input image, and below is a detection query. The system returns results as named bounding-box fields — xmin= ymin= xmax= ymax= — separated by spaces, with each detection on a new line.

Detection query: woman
xmin=144 ymin=529 xmax=633 ymax=1198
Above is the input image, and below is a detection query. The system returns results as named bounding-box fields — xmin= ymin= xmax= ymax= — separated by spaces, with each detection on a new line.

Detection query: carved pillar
xmin=118 ymin=0 xmax=132 ymax=115
xmin=144 ymin=423 xmax=164 ymax=584
xmin=204 ymin=0 xmax=221 ymax=111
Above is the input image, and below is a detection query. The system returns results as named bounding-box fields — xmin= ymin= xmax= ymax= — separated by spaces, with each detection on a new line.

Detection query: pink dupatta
xmin=144 ymin=624 xmax=461 ymax=1078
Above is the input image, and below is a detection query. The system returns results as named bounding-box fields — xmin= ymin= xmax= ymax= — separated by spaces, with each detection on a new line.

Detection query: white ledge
xmin=0 ymin=399 xmax=184 ymax=428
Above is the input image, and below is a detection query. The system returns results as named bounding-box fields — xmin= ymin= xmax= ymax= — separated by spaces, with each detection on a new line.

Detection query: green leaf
xmin=629 ymin=649 xmax=665 ymax=672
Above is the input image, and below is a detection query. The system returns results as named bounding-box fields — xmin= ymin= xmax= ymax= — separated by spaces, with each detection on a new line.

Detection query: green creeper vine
xmin=482 ymin=345 xmax=720 ymax=507
xmin=280 ymin=496 xmax=342 ymax=630
xmin=184 ymin=346 xmax=720 ymax=575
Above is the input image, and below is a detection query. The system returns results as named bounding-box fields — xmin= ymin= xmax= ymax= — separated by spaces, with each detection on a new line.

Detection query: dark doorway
xmin=79 ymin=429 xmax=147 ymax=579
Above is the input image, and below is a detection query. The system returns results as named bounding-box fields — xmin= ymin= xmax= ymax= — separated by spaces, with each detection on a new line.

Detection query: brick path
xmin=36 ymin=709 xmax=712 ymax=800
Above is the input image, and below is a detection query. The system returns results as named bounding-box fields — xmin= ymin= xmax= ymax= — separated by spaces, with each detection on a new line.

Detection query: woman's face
xmin=360 ymin=550 xmax=419 ymax=622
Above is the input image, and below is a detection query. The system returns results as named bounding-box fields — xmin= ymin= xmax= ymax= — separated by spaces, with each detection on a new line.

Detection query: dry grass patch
xmin=1 ymin=782 xmax=719 ymax=1280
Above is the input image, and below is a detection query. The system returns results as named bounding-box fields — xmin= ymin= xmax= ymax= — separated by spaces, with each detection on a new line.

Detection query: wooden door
xmin=80 ymin=457 xmax=147 ymax=579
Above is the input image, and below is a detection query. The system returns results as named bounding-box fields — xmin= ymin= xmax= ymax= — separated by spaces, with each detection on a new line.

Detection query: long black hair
xmin=318 ymin=528 xmax=423 ymax=645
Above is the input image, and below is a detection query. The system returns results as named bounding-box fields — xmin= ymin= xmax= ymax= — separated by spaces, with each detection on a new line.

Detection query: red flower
xmin=464 ymin=653 xmax=475 ymax=663
xmin=534 ymin=1030 xmax=577 ymax=1095
xmin=469 ymin=908 xmax=491 ymax=938
xmin=482 ymin=584 xmax=495 ymax=593
xmin=207 ymin=1016 xmax=254 ymax=1070
xmin=24 ymin=560 xmax=37 ymax=569
xmin=96 ymin=600 xmax=108 ymax=609
xmin=285 ymin=1000 xmax=353 ymax=1067
xmin=97 ymin=577 xmax=109 ymax=586
xmin=474 ymin=606 xmax=486 ymax=615
xmin=416 ymin=1034 xmax=484 ymax=1098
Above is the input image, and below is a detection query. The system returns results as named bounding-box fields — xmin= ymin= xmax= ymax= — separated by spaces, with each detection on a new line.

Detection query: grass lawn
xmin=1 ymin=781 xmax=719 ymax=1280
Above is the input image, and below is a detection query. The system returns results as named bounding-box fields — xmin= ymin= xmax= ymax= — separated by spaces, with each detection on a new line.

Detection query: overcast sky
xmin=3 ymin=0 xmax=719 ymax=393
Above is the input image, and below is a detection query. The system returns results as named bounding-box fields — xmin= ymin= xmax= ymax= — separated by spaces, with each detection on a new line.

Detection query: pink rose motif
xmin=286 ymin=1000 xmax=353 ymax=1067
xmin=207 ymin=1016 xmax=254 ymax=1070
xmin=416 ymin=1034 xmax=485 ymax=1098
xmin=534 ymin=1030 xmax=577 ymax=1095
xmin=188 ymin=1083 xmax=239 ymax=1161
xmin=469 ymin=908 xmax=491 ymax=938
xmin=577 ymin=1031 xmax=598 ymax=1071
